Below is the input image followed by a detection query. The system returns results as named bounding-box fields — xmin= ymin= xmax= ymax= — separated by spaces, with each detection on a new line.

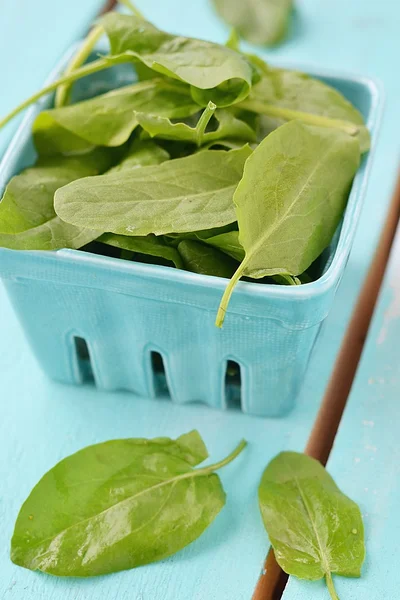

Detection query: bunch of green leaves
xmin=0 ymin=9 xmax=369 ymax=326
xmin=10 ymin=435 xmax=365 ymax=596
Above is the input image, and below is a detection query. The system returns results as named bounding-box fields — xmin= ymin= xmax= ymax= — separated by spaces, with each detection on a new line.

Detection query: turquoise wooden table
xmin=0 ymin=1 xmax=399 ymax=599
xmin=282 ymin=221 xmax=400 ymax=592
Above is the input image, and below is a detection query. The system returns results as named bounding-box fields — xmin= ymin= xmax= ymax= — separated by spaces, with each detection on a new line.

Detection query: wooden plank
xmin=0 ymin=1 xmax=399 ymax=600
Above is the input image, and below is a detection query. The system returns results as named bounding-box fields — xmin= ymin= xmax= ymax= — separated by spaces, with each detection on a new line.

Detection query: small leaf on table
xmin=11 ymin=431 xmax=247 ymax=577
xmin=258 ymin=452 xmax=365 ymax=599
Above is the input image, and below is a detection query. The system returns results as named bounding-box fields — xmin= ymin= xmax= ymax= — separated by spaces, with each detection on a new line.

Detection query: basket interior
xmin=4 ymin=54 xmax=375 ymax=284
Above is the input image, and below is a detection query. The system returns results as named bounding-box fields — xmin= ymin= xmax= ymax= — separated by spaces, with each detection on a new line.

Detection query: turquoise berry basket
xmin=0 ymin=47 xmax=382 ymax=417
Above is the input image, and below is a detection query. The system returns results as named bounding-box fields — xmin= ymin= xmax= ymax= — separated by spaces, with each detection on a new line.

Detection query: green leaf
xmin=166 ymin=226 xmax=244 ymax=261
xmin=11 ymin=432 xmax=246 ymax=577
xmin=225 ymin=28 xmax=240 ymax=51
xmin=33 ymin=79 xmax=199 ymax=154
xmin=0 ymin=150 xmax=113 ymax=250
xmin=54 ymin=146 xmax=252 ymax=236
xmin=243 ymin=60 xmax=370 ymax=152
xmin=178 ymin=239 xmax=239 ymax=277
xmin=99 ymin=13 xmax=256 ymax=107
xmin=138 ymin=105 xmax=256 ymax=146
xmin=97 ymin=140 xmax=181 ymax=266
xmin=138 ymin=101 xmax=217 ymax=146
xmin=99 ymin=233 xmax=184 ymax=268
xmin=213 ymin=0 xmax=293 ymax=46
xmin=198 ymin=229 xmax=245 ymax=262
xmin=216 ymin=121 xmax=360 ymax=326
xmin=108 ymin=139 xmax=170 ymax=173
xmin=258 ymin=452 xmax=365 ymax=599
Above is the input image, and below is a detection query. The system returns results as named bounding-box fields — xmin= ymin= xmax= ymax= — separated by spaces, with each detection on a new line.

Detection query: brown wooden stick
xmin=100 ymin=0 xmax=118 ymax=15
xmin=252 ymin=170 xmax=400 ymax=600
xmin=306 ymin=170 xmax=400 ymax=463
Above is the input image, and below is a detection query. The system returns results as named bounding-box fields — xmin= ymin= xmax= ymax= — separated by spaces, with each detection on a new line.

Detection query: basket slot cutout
xmin=150 ymin=351 xmax=170 ymax=398
xmin=225 ymin=360 xmax=242 ymax=410
xmin=74 ymin=336 xmax=94 ymax=384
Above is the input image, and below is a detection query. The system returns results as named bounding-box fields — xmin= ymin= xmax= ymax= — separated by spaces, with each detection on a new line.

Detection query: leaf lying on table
xmin=99 ymin=232 xmax=184 ymax=268
xmin=99 ymin=12 xmax=257 ymax=107
xmin=33 ymin=79 xmax=199 ymax=154
xmin=216 ymin=121 xmax=360 ymax=326
xmin=243 ymin=58 xmax=370 ymax=152
xmin=213 ymin=0 xmax=293 ymax=46
xmin=258 ymin=452 xmax=365 ymax=600
xmin=11 ymin=431 xmax=246 ymax=577
xmin=54 ymin=146 xmax=252 ymax=236
xmin=0 ymin=150 xmax=113 ymax=250
xmin=178 ymin=239 xmax=239 ymax=277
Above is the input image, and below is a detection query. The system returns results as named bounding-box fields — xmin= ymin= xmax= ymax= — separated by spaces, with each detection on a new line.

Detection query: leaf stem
xmin=55 ymin=25 xmax=105 ymax=108
xmin=119 ymin=0 xmax=144 ymax=18
xmin=239 ymin=99 xmax=359 ymax=136
xmin=196 ymin=102 xmax=217 ymax=146
xmin=326 ymin=573 xmax=340 ymax=600
xmin=0 ymin=56 xmax=131 ymax=131
xmin=215 ymin=259 xmax=247 ymax=328
xmin=197 ymin=439 xmax=247 ymax=474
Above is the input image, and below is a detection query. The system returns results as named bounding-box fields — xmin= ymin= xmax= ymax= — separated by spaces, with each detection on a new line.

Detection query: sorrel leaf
xmin=216 ymin=121 xmax=360 ymax=326
xmin=108 ymin=139 xmax=170 ymax=173
xmin=0 ymin=150 xmax=112 ymax=250
xmin=99 ymin=12 xmax=256 ymax=107
xmin=11 ymin=432 xmax=246 ymax=576
xmin=213 ymin=0 xmax=293 ymax=46
xmin=178 ymin=239 xmax=239 ymax=277
xmin=99 ymin=233 xmax=184 ymax=268
xmin=33 ymin=79 xmax=199 ymax=154
xmin=138 ymin=106 xmax=256 ymax=146
xmin=54 ymin=146 xmax=252 ymax=236
xmin=242 ymin=60 xmax=370 ymax=152
xmin=258 ymin=452 xmax=365 ymax=599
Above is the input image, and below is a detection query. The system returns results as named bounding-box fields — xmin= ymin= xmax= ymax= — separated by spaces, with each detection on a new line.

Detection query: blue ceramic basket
xmin=0 ymin=47 xmax=381 ymax=416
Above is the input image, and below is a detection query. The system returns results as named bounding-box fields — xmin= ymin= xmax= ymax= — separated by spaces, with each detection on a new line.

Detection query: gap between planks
xmin=252 ymin=172 xmax=400 ymax=600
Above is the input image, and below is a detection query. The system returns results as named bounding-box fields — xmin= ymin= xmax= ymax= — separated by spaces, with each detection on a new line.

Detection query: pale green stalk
xmin=54 ymin=0 xmax=144 ymax=108
xmin=196 ymin=102 xmax=217 ymax=146
xmin=215 ymin=258 xmax=248 ymax=328
xmin=119 ymin=0 xmax=144 ymax=18
xmin=0 ymin=56 xmax=132 ymax=131
xmin=239 ymin=99 xmax=359 ymax=136
xmin=55 ymin=25 xmax=104 ymax=108
xmin=326 ymin=573 xmax=340 ymax=600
